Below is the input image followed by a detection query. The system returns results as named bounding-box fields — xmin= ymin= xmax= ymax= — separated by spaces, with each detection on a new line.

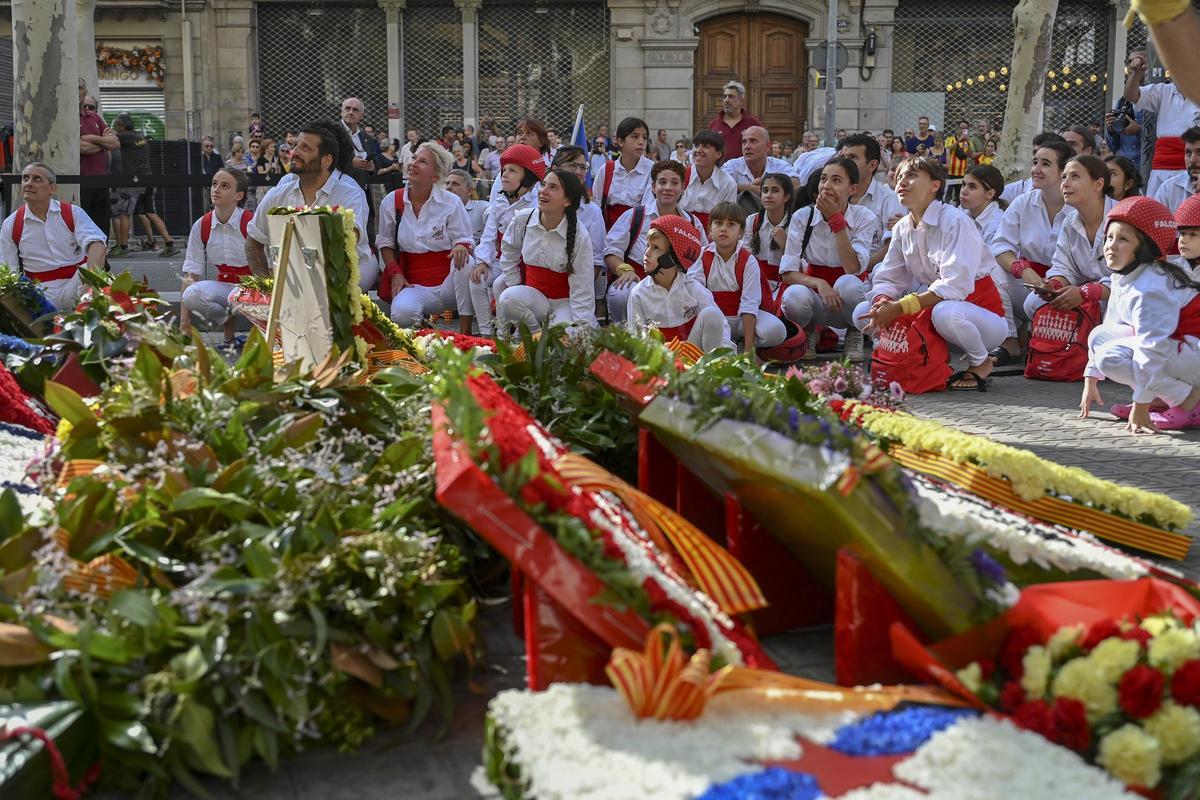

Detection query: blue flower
xmin=695 ymin=767 xmax=821 ymax=800
xmin=787 ymin=407 xmax=800 ymax=432
xmin=828 ymin=707 xmax=978 ymax=756
xmin=970 ymin=549 xmax=1007 ymax=585
xmin=716 ymin=384 xmax=733 ymax=399
xmin=0 ymin=333 xmax=39 ymax=358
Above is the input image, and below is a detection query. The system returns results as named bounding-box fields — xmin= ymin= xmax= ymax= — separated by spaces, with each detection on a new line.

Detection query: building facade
xmin=0 ymin=0 xmax=1138 ymax=149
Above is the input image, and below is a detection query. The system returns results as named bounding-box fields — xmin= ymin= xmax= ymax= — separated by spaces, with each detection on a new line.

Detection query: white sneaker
xmin=844 ymin=330 xmax=866 ymax=363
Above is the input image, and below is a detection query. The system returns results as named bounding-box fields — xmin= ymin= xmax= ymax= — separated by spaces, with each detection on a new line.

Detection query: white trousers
xmin=389 ymin=267 xmax=471 ymax=328
xmin=689 ymin=306 xmax=734 ymax=352
xmin=1089 ymin=323 xmax=1200 ymax=407
xmin=728 ymin=310 xmax=788 ymax=348
xmin=496 ymin=285 xmax=581 ymax=334
xmin=853 ymin=298 xmax=1006 ymax=366
xmin=182 ymin=279 xmax=237 ymax=328
xmin=780 ymin=274 xmax=866 ymax=329
xmin=358 ymin=255 xmax=380 ymax=293
xmin=991 ymin=263 xmax=1017 ymax=338
xmin=608 ymin=280 xmax=636 ymax=324
xmin=37 ymin=272 xmax=84 ymax=312
xmin=467 ymin=270 xmax=505 ymax=336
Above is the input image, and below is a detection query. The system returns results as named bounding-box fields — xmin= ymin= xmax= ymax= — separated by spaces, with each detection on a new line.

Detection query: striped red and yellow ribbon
xmin=607 ymin=624 xmax=971 ymax=721
xmin=889 ymin=445 xmax=1192 ymax=560
xmin=53 ymin=528 xmax=139 ymax=600
xmin=835 ymin=442 xmax=893 ymax=496
xmin=555 ymin=453 xmax=767 ymax=616
xmin=665 ymin=339 xmax=703 ymax=366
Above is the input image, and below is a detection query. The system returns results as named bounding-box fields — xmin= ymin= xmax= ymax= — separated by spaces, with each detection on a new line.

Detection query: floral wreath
xmin=95 ymin=44 xmax=164 ymax=86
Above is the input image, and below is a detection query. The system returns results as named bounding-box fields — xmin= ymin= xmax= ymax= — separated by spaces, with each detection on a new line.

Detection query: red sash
xmin=1013 ymin=258 xmax=1050 ymax=279
xmin=1172 ymin=294 xmax=1200 ymax=342
xmin=26 ymin=262 xmax=83 ymax=283
xmin=965 ymin=275 xmax=1005 ymax=317
xmin=760 ymin=261 xmax=781 ymax=283
xmin=1152 ymin=136 xmax=1185 ymax=171
xmin=523 ymin=263 xmax=570 ymax=300
xmin=216 ymin=264 xmax=252 ymax=284
xmin=658 ymin=318 xmax=696 ymax=342
xmin=404 ymin=251 xmax=452 ymax=286
xmin=805 ymin=263 xmax=870 ymax=285
xmin=701 ymin=248 xmax=751 ymax=316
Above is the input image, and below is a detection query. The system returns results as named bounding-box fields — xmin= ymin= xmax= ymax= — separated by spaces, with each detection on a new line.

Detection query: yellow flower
xmin=55 ymin=417 xmax=73 ymax=441
xmin=1097 ymin=724 xmax=1162 ymax=788
xmin=1142 ymin=702 xmax=1200 ymax=765
xmin=955 ymin=662 xmax=983 ymax=694
xmin=1140 ymin=616 xmax=1175 ymax=637
xmin=1020 ymin=646 xmax=1052 ymax=699
xmin=1089 ymin=637 xmax=1140 ymax=682
xmin=1047 ymin=624 xmax=1083 ymax=661
xmin=1148 ymin=628 xmax=1200 ymax=673
xmin=1051 ymin=657 xmax=1118 ymax=721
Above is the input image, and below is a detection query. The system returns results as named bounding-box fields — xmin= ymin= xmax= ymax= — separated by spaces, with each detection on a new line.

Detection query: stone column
xmin=636 ymin=0 xmax=696 ymax=134
xmin=456 ymin=0 xmax=481 ymax=129
xmin=1107 ymin=0 xmax=1130 ymax=109
xmin=381 ymin=0 xmax=406 ymax=141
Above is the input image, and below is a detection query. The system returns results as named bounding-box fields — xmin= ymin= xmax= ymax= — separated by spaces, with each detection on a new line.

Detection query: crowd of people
xmin=7 ymin=56 xmax=1200 ymax=433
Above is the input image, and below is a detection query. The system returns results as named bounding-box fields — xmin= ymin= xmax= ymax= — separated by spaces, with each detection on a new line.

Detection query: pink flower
xmin=833 ymin=377 xmax=848 ymax=393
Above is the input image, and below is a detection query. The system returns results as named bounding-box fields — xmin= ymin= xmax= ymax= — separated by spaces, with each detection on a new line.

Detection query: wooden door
xmin=694 ymin=14 xmax=807 ymax=145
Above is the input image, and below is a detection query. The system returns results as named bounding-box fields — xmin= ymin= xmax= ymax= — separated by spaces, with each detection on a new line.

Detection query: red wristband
xmin=827 ymin=212 xmax=848 ymax=234
xmin=1009 ymin=258 xmax=1029 ymax=280
xmin=1080 ymin=282 xmax=1102 ymax=303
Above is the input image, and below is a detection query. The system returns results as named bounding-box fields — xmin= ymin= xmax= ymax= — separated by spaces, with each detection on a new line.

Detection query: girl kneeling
xmin=856 ymin=157 xmax=1006 ymax=392
xmin=180 ymin=167 xmax=253 ymax=348
xmin=495 ymin=170 xmax=596 ymax=334
xmin=1080 ymin=197 xmax=1200 ymax=433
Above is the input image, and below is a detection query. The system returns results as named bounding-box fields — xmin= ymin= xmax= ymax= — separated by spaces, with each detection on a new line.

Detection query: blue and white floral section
xmin=0 ymin=420 xmax=49 ymax=516
xmin=482 ymin=683 xmax=1138 ymax=799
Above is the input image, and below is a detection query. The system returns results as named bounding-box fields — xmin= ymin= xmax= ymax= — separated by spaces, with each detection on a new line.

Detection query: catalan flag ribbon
xmin=554 ymin=452 xmax=768 ymax=616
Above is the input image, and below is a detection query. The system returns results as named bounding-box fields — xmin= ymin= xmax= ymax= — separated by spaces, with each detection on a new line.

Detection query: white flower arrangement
xmin=910 ymin=475 xmax=1158 ymax=581
xmin=486 ymin=683 xmax=859 ymax=800
xmin=893 ymin=716 xmax=1137 ymax=800
xmin=0 ymin=423 xmax=50 ymax=516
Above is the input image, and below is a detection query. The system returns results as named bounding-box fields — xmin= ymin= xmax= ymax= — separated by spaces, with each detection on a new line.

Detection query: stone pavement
xmin=88 ymin=255 xmax=1198 ymax=798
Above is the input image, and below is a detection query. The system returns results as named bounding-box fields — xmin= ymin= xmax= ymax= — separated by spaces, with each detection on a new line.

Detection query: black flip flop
xmin=947 ymin=370 xmax=992 ymax=392
xmin=988 ymin=347 xmax=1013 ymax=366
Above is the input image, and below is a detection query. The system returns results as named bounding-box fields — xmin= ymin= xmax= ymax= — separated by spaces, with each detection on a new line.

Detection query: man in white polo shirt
xmin=1125 ymin=50 xmax=1200 ymax=197
xmin=722 ymin=126 xmax=798 ymax=197
xmin=0 ymin=163 xmax=107 ymax=310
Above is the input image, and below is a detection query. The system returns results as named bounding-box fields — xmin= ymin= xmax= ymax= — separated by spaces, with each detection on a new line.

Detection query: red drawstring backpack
xmin=1024 ymin=299 xmax=1100 ymax=381
xmin=870 ymin=306 xmax=953 ymax=394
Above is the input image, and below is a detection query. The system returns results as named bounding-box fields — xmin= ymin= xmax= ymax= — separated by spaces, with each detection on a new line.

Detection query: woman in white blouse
xmin=958 ymin=164 xmax=1018 ymax=362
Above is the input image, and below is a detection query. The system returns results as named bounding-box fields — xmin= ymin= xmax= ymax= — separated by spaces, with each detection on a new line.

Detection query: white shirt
xmin=482 ymin=149 xmax=501 ymax=178
xmin=779 ymin=203 xmax=879 ymax=275
xmin=793 ymin=147 xmax=837 ymax=185
xmin=589 ymin=152 xmax=611 ymax=181
xmin=591 ymin=155 xmax=655 ymax=209
xmin=1085 ymin=262 xmax=1199 ymax=403
xmin=0 ymin=200 xmax=105 ymax=276
xmin=1048 ymin=197 xmax=1117 ymax=287
xmin=627 ymin=271 xmax=727 ymax=339
xmin=680 ymin=165 xmax=737 ymax=216
xmin=464 ymin=199 xmax=488 ymax=244
xmin=870 ymin=201 xmax=995 ymax=303
xmin=1001 ymin=177 xmax=1033 ymax=205
xmin=499 ymin=207 xmax=596 ymax=325
xmin=689 ymin=244 xmax=762 ymax=316
xmin=577 ymin=200 xmax=607 ymax=269
xmin=250 ymin=170 xmax=374 ymax=273
xmin=182 ymin=208 xmax=252 ymax=277
xmin=856 ymin=180 xmax=905 ymax=248
xmin=604 ymin=202 xmax=709 ymax=269
xmin=477 ymin=191 xmax=537 ymax=266
xmin=1134 ymin=82 xmax=1200 ymax=139
xmin=375 ymin=185 xmax=474 ymax=254
xmin=970 ymin=201 xmax=1004 ymax=246
xmin=991 ymin=189 xmax=1066 ymax=267
xmin=722 ymin=156 xmax=797 ymax=188
xmin=741 ymin=211 xmax=789 ymax=276
xmin=1153 ymin=171 xmax=1194 ymax=212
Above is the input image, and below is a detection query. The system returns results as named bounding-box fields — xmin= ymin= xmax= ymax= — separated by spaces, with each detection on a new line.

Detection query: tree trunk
xmin=12 ymin=0 xmax=79 ymax=198
xmin=76 ymin=0 xmax=99 ymax=109
xmin=994 ymin=0 xmax=1059 ymax=183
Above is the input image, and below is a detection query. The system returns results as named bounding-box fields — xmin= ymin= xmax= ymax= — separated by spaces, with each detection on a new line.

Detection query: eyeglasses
xmin=83 ymin=104 xmax=97 ymax=111
xmin=564 ymin=161 xmax=588 ymax=171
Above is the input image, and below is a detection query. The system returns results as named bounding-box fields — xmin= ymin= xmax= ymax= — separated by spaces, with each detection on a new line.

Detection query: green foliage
xmin=1 ymin=328 xmax=480 ymax=796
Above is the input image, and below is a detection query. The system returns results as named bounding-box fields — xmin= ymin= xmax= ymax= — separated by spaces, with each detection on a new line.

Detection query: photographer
xmin=588 ymin=135 xmax=611 ymax=180
xmin=1106 ymin=96 xmax=1143 ymax=169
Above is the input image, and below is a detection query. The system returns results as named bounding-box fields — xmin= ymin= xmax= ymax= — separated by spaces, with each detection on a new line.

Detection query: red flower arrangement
xmin=414 ymin=328 xmax=495 ymax=353
xmin=1119 ymin=665 xmax=1165 ymax=719
xmin=459 ymin=371 xmax=771 ymax=668
xmin=0 ymin=363 xmax=55 ymax=435
xmin=1172 ymin=659 xmax=1200 ymax=707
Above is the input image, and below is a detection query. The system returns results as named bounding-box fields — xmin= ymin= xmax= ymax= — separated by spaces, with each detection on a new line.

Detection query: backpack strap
xmin=799 ymin=207 xmax=817 ymax=263
xmin=393 ymin=189 xmax=405 ymax=251
xmin=11 ymin=206 xmax=24 ymax=271
xmin=199 ymin=211 xmax=214 ymax=245
xmin=752 ymin=213 xmax=764 ymax=239
xmin=60 ymin=202 xmax=75 ymax=232
xmin=734 ymin=247 xmax=750 ymax=289
xmin=684 ymin=165 xmax=692 ymax=187
xmin=700 ymin=248 xmax=714 ymax=280
xmin=622 ymin=206 xmax=646 ymax=265
xmin=239 ymin=209 xmax=251 ymax=239
xmin=601 ymin=160 xmax=615 ymax=209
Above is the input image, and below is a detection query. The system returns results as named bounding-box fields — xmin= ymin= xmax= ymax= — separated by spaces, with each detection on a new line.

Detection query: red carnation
xmin=1048 ymin=698 xmax=1091 ymax=752
xmin=1081 ymin=618 xmax=1121 ymax=651
xmin=1172 ymin=659 xmax=1200 ymax=708
xmin=1119 ymin=626 xmax=1153 ymax=649
xmin=999 ymin=626 xmax=1043 ymax=678
xmin=1000 ymin=679 xmax=1028 ymax=712
xmin=977 ymin=658 xmax=996 ymax=681
xmin=1013 ymin=699 xmax=1052 ymax=736
xmin=1118 ymin=664 xmax=1166 ymax=719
